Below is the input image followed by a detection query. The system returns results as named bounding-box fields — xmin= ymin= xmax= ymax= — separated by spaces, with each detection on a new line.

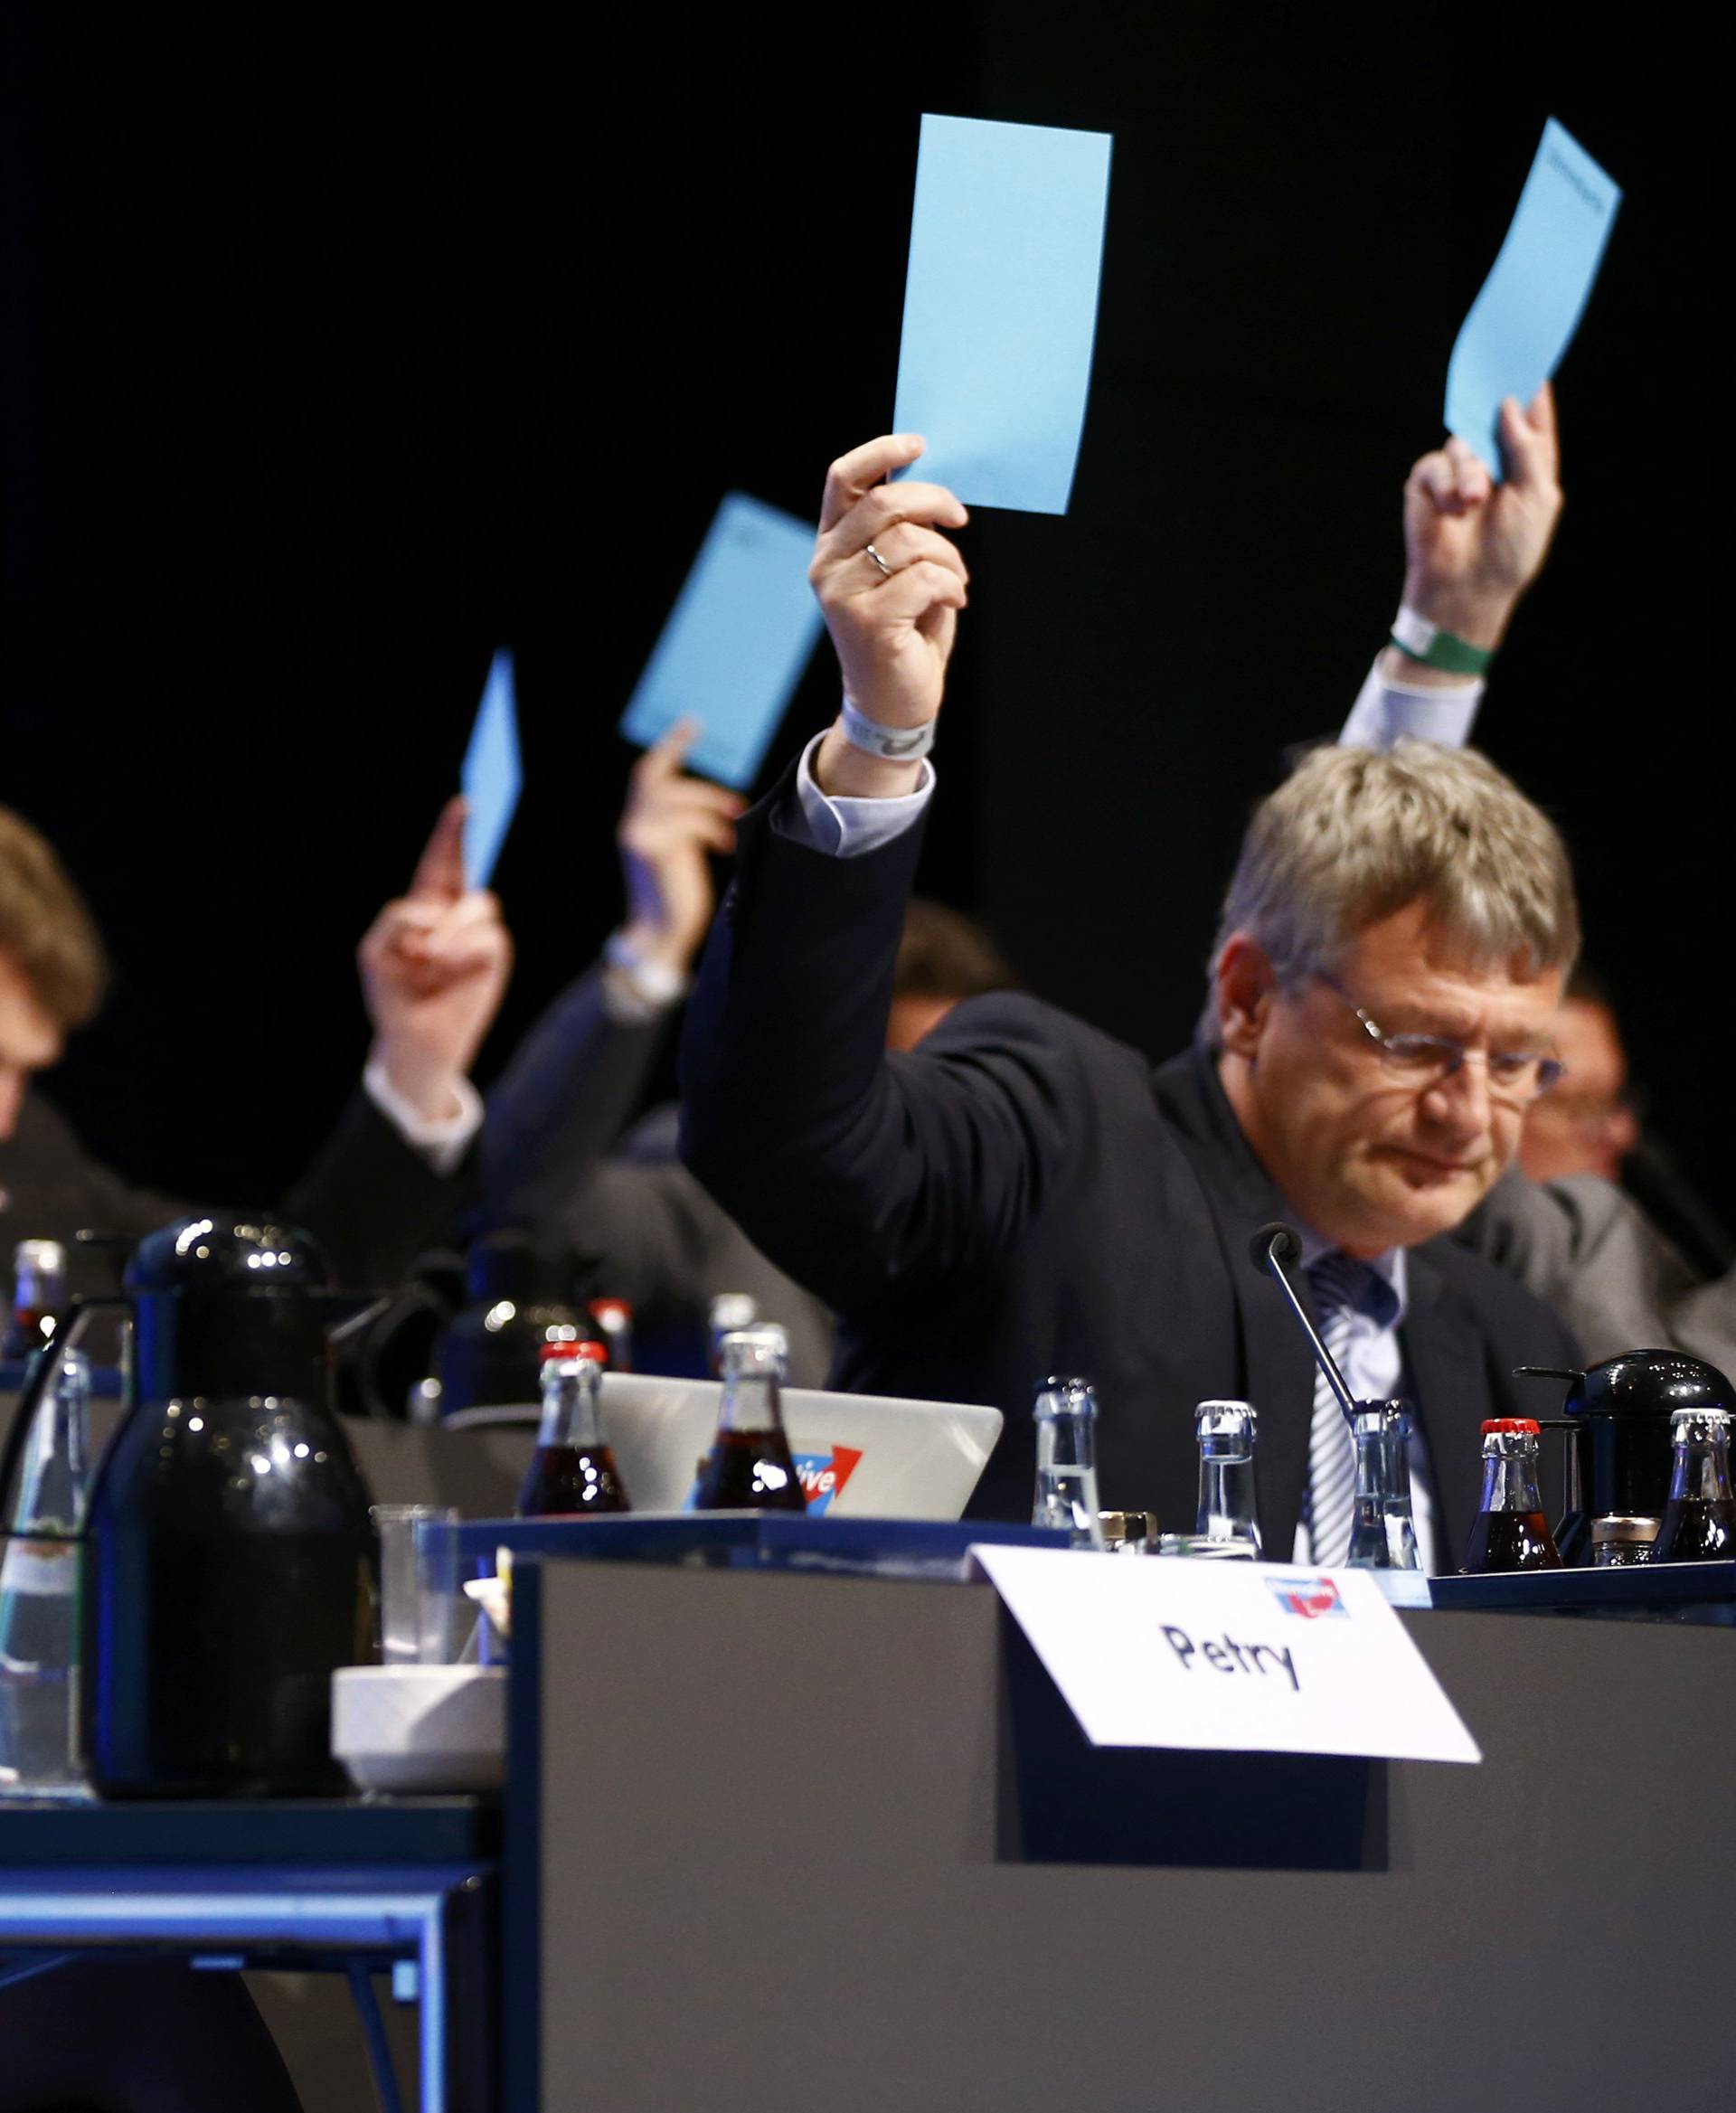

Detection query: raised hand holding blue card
xmin=892 ymin=113 xmax=1113 ymax=515
xmin=461 ymin=648 xmax=523 ymax=890
xmin=618 ymin=493 xmax=824 ymax=791
xmin=1446 ymin=119 xmax=1620 ymax=480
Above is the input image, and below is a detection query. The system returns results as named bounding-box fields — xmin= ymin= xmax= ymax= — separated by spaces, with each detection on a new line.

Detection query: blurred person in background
xmin=0 ymin=797 xmax=509 ymax=1306
xmin=476 ymin=723 xmax=1017 ymax=1384
xmin=1465 ymin=959 xmax=1736 ymax=1368
xmin=1515 ymin=967 xmax=1638 ymax=1185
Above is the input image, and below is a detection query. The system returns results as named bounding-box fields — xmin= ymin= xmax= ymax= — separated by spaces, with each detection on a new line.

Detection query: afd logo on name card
xmin=1264 ymin=1575 xmax=1348 ymax=1621
xmin=792 ymin=1446 xmax=863 ymax=1516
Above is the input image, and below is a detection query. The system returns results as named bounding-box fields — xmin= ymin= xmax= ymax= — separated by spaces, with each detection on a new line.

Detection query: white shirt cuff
xmin=363 ymin=1059 xmax=483 ymax=1177
xmin=600 ymin=931 xmax=689 ymax=1023
xmin=790 ymin=729 xmax=936 ymax=858
xmin=1338 ymin=653 xmax=1483 ymax=752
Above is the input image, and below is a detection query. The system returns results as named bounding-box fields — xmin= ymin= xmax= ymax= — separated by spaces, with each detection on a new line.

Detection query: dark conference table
xmin=5 ymin=1406 xmax=1734 ymax=2111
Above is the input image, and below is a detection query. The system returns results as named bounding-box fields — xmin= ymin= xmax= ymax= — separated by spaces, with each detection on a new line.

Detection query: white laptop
xmin=443 ymin=1373 xmax=1004 ymax=1522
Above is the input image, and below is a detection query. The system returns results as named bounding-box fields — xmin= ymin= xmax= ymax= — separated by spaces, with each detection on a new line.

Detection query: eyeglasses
xmin=1317 ymin=975 xmax=1566 ymax=1105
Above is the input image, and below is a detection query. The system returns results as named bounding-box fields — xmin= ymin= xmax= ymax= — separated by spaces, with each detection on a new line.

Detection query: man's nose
xmin=1420 ymin=1055 xmax=1493 ymax=1140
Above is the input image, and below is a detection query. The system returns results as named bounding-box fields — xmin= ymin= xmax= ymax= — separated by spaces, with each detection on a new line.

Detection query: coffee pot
xmin=3 ymin=1214 xmax=377 ymax=1797
xmin=1522 ymin=1349 xmax=1734 ymax=1566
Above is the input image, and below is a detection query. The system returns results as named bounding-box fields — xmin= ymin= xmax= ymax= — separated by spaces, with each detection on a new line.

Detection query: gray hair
xmin=1204 ymin=740 xmax=1580 ymax=1037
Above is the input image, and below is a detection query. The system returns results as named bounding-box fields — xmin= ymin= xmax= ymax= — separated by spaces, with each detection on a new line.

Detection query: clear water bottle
xmin=1032 ymin=1378 xmax=1107 ymax=1549
xmin=1194 ymin=1400 xmax=1261 ymax=1556
xmin=1345 ymin=1402 xmax=1420 ymax=1571
xmin=0 ymin=1346 xmax=92 ymax=1795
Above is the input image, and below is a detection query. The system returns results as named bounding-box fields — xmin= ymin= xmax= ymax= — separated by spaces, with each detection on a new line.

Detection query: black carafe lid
xmin=125 ymin=1216 xmax=331 ymax=1294
xmin=1520 ymin=1348 xmax=1734 ymax=1421
xmin=126 ymin=1216 xmax=334 ymax=1404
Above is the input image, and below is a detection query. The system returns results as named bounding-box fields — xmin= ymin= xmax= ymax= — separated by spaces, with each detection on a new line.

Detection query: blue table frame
xmin=0 ymin=1801 xmax=497 ymax=2112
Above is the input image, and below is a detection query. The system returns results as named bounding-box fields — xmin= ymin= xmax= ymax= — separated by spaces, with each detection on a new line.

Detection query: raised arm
xmin=680 ymin=437 xmax=1086 ymax=1316
xmin=1343 ymin=384 xmax=1563 ymax=748
xmin=480 ymin=722 xmax=743 ymax=1234
xmin=287 ymin=796 xmax=514 ymax=1286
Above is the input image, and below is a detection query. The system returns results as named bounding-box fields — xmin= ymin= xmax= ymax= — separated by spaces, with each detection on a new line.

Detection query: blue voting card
xmin=461 ymin=648 xmax=522 ymax=890
xmin=1445 ymin=118 xmax=1620 ymax=478
xmin=892 ymin=113 xmax=1113 ymax=515
xmin=618 ymin=492 xmax=825 ymax=790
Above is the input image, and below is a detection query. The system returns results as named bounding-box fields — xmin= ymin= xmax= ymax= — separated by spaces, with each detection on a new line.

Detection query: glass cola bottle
xmin=518 ymin=1342 xmax=630 ymax=1516
xmin=3 ymin=1239 xmax=69 ymax=1363
xmin=692 ymin=1326 xmax=807 ymax=1512
xmin=1650 ymin=1406 xmax=1736 ymax=1563
xmin=586 ymin=1297 xmax=636 ymax=1373
xmin=1031 ymin=1378 xmax=1107 ymax=1549
xmin=1460 ymin=1418 xmax=1562 ymax=1572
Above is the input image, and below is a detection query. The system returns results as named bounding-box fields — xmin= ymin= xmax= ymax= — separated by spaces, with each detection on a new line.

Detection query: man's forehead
xmin=1341 ymin=905 xmax=1564 ymax=1023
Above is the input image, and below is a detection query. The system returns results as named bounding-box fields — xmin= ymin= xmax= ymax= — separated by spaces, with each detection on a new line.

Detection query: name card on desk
xmin=970 ymin=1546 xmax=1480 ymax=1764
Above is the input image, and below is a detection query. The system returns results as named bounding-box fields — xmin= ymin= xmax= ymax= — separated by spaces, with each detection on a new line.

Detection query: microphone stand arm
xmin=1260 ymin=1248 xmax=1360 ymax=1430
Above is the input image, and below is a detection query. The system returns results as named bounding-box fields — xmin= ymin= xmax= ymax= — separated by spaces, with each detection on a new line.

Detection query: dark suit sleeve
xmin=279 ymin=1089 xmax=473 ymax=1291
xmin=678 ymin=781 xmax=1091 ymax=1316
xmin=476 ymin=964 xmax=671 ymax=1237
xmin=4 ymin=1090 xmax=190 ymax=1250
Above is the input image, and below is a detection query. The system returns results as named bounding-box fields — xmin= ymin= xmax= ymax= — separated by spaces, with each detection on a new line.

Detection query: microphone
xmin=1249 ymin=1221 xmax=1358 ymax=1427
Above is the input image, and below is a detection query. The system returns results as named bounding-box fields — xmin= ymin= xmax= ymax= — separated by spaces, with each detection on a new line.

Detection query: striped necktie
xmin=1304 ymin=1250 xmax=1371 ymax=1568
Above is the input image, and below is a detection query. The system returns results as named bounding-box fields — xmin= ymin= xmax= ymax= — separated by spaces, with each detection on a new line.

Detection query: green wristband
xmin=1390 ymin=604 xmax=1496 ymax=676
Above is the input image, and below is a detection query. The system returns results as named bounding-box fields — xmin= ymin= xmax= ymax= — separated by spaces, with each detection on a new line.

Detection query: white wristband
xmin=840 ymin=695 xmax=937 ymax=764
xmin=603 ymin=929 xmax=689 ymax=1010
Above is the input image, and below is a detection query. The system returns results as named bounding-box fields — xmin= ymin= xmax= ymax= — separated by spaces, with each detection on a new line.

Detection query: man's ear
xmin=1214 ymin=932 xmax=1277 ymax=1061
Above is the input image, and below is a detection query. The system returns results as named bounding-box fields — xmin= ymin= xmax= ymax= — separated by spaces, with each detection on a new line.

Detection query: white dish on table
xmin=331 ymin=1664 xmax=506 ymax=1794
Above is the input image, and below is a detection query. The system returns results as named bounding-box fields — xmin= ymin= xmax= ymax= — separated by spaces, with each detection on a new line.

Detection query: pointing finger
xmin=408 ymin=795 xmax=467 ymax=903
xmin=635 ymin=715 xmax=702 ymax=788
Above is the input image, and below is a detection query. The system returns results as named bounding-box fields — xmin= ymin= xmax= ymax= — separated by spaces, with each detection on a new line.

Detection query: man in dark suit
xmin=680 ymin=416 xmax=1583 ymax=1568
xmin=0 ymin=794 xmax=510 ymax=1301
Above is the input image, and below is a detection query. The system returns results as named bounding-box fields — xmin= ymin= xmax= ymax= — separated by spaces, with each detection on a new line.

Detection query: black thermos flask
xmin=80 ymin=1217 xmax=375 ymax=1797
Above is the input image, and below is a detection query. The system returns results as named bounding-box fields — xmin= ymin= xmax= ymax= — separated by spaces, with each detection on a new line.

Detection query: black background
xmin=0 ymin=8 xmax=1709 ymax=1212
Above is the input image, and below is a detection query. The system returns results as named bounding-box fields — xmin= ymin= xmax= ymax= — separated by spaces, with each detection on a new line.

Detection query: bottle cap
xmin=1669 ymin=1405 xmax=1732 ymax=1430
xmin=717 ymin=1325 xmax=788 ymax=1378
xmin=1590 ymin=1514 xmax=1661 ymax=1546
xmin=708 ymin=1293 xmax=760 ymax=1334
xmin=1033 ymin=1376 xmax=1097 ymax=1420
xmin=541 ymin=1339 xmax=607 ymax=1365
xmin=1479 ymin=1418 xmax=1541 ymax=1435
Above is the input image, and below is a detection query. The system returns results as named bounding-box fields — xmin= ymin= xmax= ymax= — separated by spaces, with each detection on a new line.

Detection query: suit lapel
xmin=1151 ymin=1048 xmax=1319 ymax=1557
xmin=1399 ymin=1246 xmax=1490 ymax=1561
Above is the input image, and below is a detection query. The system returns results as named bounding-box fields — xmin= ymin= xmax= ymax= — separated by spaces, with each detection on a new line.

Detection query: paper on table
xmin=618 ymin=493 xmax=825 ymax=791
xmin=892 ymin=113 xmax=1113 ymax=515
xmin=461 ymin=648 xmax=523 ymax=890
xmin=1445 ymin=118 xmax=1620 ymax=479
xmin=971 ymin=1544 xmax=1481 ymax=1763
